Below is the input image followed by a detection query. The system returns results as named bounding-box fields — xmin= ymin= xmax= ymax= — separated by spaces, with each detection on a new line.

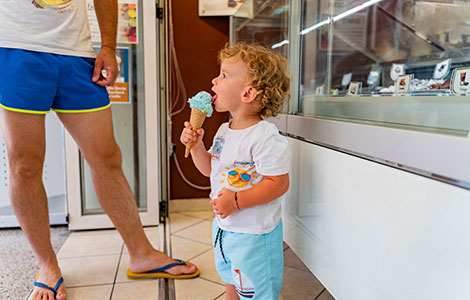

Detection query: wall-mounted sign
xmin=87 ymin=0 xmax=138 ymax=44
xmin=199 ymin=0 xmax=249 ymax=16
xmin=93 ymin=47 xmax=131 ymax=103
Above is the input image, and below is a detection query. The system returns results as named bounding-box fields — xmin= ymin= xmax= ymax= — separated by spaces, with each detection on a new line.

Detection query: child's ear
xmin=241 ymin=87 xmax=258 ymax=104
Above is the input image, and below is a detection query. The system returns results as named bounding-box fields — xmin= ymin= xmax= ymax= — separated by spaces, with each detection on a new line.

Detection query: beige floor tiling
xmin=172 ymin=219 xmax=213 ymax=245
xmin=317 ymin=289 xmax=336 ymax=300
xmin=284 ymin=247 xmax=311 ymax=272
xmin=179 ymin=210 xmax=215 ymax=220
xmin=175 ymin=277 xmax=226 ymax=300
xmin=215 ymin=292 xmax=226 ymax=300
xmin=58 ymin=254 xmax=121 ymax=287
xmin=57 ymin=229 xmax=123 ymax=258
xmin=281 ymin=265 xmax=324 ymax=299
xmin=115 ymin=253 xmax=132 ymax=283
xmin=189 ymin=249 xmax=225 ymax=285
xmin=171 ymin=235 xmax=213 ymax=261
xmin=111 ymin=281 xmax=159 ymax=300
xmin=66 ymin=284 xmax=113 ymax=300
xmin=123 ymin=226 xmax=160 ymax=254
xmin=170 ymin=213 xmax=206 ymax=233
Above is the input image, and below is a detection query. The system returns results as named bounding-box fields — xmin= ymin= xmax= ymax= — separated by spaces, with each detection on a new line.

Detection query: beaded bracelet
xmin=234 ymin=191 xmax=240 ymax=210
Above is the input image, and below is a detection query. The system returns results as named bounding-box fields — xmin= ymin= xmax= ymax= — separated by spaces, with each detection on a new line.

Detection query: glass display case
xmin=231 ymin=0 xmax=470 ymax=188
xmin=297 ymin=0 xmax=470 ymax=137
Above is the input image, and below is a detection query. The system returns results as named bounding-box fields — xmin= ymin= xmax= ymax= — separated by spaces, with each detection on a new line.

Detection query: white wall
xmin=283 ymin=137 xmax=470 ymax=300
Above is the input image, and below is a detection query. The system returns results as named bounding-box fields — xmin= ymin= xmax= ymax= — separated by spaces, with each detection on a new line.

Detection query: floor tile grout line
xmin=170 ymin=219 xmax=210 ymax=234
xmin=58 ymin=252 xmax=123 ymax=260
xmin=108 ymin=243 xmax=125 ymax=300
xmin=284 ymin=264 xmax=315 ymax=273
xmin=213 ymin=291 xmax=226 ymax=300
xmin=170 ymin=234 xmax=212 ymax=246
xmin=186 ymin=247 xmax=213 ymax=262
xmin=314 ymin=288 xmax=327 ymax=300
xmin=66 ymin=283 xmax=114 ymax=289
xmin=198 ymin=276 xmax=226 ymax=287
xmin=176 ymin=211 xmax=214 ymax=220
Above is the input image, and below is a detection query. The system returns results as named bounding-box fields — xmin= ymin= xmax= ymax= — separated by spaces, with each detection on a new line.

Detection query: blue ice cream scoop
xmin=187 ymin=91 xmax=213 ymax=117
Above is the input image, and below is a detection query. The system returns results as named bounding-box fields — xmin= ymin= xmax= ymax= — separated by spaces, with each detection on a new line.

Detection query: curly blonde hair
xmin=218 ymin=42 xmax=290 ymax=117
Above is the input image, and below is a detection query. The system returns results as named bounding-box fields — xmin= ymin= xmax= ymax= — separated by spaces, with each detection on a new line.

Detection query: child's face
xmin=211 ymin=58 xmax=250 ymax=113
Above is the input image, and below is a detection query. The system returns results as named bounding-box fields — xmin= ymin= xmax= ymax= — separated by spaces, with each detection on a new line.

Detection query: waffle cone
xmin=185 ymin=109 xmax=207 ymax=158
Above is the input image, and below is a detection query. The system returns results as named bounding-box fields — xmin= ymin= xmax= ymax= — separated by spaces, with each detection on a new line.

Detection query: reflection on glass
xmin=81 ymin=0 xmax=147 ymax=215
xmin=298 ymin=0 xmax=470 ymax=136
xmin=232 ymin=0 xmax=290 ymax=57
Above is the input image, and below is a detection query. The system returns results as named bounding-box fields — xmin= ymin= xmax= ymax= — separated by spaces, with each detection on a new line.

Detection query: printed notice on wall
xmin=93 ymin=47 xmax=131 ymax=103
xmin=87 ymin=0 xmax=138 ymax=44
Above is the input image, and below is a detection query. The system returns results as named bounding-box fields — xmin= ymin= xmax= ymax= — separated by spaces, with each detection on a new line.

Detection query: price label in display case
xmin=451 ymin=67 xmax=470 ymax=95
xmin=390 ymin=64 xmax=405 ymax=81
xmin=433 ymin=59 xmax=451 ymax=80
xmin=394 ymin=74 xmax=413 ymax=95
xmin=347 ymin=82 xmax=362 ymax=96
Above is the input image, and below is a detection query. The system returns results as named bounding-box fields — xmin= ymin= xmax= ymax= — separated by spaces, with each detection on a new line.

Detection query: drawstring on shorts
xmin=214 ymin=227 xmax=228 ymax=264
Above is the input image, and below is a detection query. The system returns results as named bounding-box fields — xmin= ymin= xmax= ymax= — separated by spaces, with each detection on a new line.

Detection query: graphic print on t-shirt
xmin=32 ymin=0 xmax=73 ymax=11
xmin=211 ymin=136 xmax=224 ymax=161
xmin=220 ymin=162 xmax=258 ymax=189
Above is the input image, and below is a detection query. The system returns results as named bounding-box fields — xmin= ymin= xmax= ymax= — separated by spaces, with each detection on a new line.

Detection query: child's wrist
xmin=234 ymin=191 xmax=241 ymax=210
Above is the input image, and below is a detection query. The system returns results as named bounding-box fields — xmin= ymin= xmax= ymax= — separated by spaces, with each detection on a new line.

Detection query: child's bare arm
xmin=180 ymin=121 xmax=211 ymax=176
xmin=210 ymin=173 xmax=289 ymax=219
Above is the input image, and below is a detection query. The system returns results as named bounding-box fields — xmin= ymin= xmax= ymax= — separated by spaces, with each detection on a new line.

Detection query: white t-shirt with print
xmin=209 ymin=120 xmax=290 ymax=234
xmin=0 ymin=0 xmax=94 ymax=57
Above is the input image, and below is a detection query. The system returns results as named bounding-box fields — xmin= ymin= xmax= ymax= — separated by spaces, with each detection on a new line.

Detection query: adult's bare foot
xmin=32 ymin=264 xmax=67 ymax=300
xmin=129 ymin=249 xmax=198 ymax=276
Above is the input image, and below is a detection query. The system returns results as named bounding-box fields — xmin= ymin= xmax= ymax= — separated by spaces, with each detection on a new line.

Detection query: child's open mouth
xmin=212 ymin=94 xmax=218 ymax=103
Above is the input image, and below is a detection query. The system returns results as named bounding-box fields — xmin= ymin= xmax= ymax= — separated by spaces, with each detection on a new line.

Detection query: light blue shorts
xmin=212 ymin=219 xmax=284 ymax=300
xmin=0 ymin=47 xmax=110 ymax=114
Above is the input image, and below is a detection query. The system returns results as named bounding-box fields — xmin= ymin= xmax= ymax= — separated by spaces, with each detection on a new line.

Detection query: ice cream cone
xmin=185 ymin=108 xmax=207 ymax=158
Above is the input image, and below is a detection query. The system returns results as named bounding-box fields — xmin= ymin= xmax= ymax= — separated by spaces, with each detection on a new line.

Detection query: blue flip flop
xmin=34 ymin=274 xmax=64 ymax=298
xmin=126 ymin=259 xmax=200 ymax=279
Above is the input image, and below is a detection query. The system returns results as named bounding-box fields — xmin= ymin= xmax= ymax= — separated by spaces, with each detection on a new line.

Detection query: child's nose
xmin=211 ymin=77 xmax=217 ymax=85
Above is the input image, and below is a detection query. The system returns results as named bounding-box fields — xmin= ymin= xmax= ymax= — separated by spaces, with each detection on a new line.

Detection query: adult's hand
xmin=92 ymin=47 xmax=118 ymax=86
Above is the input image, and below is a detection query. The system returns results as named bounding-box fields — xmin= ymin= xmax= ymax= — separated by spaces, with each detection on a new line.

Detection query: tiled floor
xmin=26 ymin=227 xmax=161 ymax=300
xmin=170 ymin=211 xmax=336 ymax=300
xmin=16 ymin=210 xmax=335 ymax=300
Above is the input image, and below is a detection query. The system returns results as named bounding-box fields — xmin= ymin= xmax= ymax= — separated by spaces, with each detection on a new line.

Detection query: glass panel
xmin=299 ymin=0 xmax=331 ymax=102
xmin=298 ymin=0 xmax=470 ymax=137
xmin=81 ymin=0 xmax=147 ymax=215
xmin=232 ymin=0 xmax=290 ymax=57
xmin=231 ymin=0 xmax=290 ymax=114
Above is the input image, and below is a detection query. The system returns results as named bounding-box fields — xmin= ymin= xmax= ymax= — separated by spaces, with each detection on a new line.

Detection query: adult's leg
xmin=0 ymin=109 xmax=66 ymax=300
xmin=56 ymin=108 xmax=196 ymax=275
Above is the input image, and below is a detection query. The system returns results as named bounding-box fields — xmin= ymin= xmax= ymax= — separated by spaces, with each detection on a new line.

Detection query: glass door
xmin=65 ymin=0 xmax=161 ymax=230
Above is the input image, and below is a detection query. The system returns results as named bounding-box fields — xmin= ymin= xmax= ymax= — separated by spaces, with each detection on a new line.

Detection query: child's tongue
xmin=212 ymin=95 xmax=218 ymax=103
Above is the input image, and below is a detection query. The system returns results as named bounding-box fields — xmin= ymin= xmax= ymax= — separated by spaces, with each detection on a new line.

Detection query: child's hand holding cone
xmin=182 ymin=91 xmax=213 ymax=158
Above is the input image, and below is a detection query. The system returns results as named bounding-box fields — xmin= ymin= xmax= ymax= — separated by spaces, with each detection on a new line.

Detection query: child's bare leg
xmin=226 ymin=284 xmax=240 ymax=300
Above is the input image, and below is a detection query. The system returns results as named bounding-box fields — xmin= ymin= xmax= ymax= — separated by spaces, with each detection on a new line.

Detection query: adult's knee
xmin=85 ymin=143 xmax=123 ymax=171
xmin=8 ymin=155 xmax=44 ymax=180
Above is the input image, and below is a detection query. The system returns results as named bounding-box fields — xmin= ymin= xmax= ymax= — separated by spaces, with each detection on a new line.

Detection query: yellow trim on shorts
xmin=0 ymin=103 xmax=50 ymax=114
xmin=52 ymin=103 xmax=111 ymax=113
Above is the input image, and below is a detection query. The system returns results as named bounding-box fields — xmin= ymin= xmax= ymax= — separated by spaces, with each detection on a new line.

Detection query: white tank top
xmin=0 ymin=0 xmax=95 ymax=58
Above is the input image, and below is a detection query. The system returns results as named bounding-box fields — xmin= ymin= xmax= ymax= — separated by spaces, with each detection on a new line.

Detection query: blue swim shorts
xmin=212 ymin=219 xmax=284 ymax=300
xmin=0 ymin=47 xmax=110 ymax=114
